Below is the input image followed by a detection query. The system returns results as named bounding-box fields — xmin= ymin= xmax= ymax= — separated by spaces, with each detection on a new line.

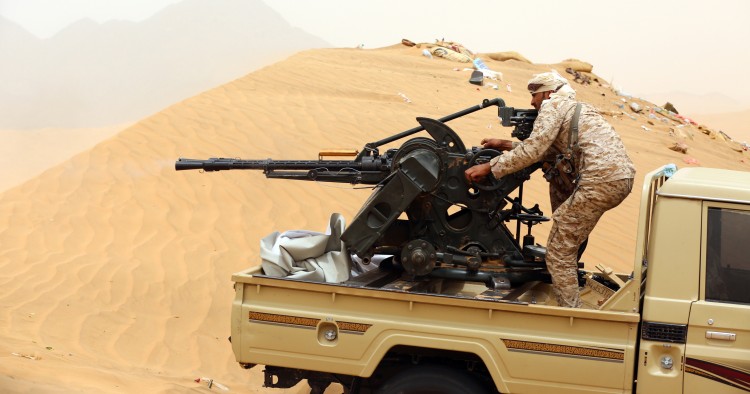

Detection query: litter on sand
xmin=195 ymin=377 xmax=229 ymax=391
xmin=397 ymin=92 xmax=412 ymax=103
xmin=11 ymin=352 xmax=41 ymax=360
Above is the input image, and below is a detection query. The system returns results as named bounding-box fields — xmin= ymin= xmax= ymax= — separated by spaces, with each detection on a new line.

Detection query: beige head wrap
xmin=527 ymin=71 xmax=576 ymax=99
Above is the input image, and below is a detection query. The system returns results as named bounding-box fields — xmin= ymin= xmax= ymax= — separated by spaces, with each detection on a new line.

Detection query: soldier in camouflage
xmin=465 ymin=72 xmax=635 ymax=308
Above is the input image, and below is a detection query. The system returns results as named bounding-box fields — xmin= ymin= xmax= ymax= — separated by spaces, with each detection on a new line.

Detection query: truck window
xmin=706 ymin=207 xmax=750 ymax=304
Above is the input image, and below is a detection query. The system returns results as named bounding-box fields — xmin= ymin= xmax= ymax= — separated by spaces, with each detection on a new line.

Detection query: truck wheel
xmin=375 ymin=364 xmax=494 ymax=394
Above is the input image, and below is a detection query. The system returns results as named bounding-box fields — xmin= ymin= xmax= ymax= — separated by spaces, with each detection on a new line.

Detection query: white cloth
xmin=260 ymin=213 xmax=352 ymax=283
xmin=528 ymin=71 xmax=574 ymax=98
xmin=550 ymin=83 xmax=576 ymax=100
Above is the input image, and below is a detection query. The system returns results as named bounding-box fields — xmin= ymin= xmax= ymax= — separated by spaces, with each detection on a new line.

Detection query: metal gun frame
xmin=177 ymin=98 xmax=552 ymax=288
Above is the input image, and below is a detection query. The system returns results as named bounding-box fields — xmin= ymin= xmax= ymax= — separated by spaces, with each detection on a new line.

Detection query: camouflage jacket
xmin=490 ymin=96 xmax=635 ymax=185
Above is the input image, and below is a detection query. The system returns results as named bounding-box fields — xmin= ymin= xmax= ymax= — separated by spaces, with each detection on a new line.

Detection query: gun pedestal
xmin=177 ymin=97 xmax=547 ymax=288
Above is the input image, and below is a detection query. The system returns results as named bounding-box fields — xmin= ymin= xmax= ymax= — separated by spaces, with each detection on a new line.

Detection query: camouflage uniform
xmin=489 ymin=96 xmax=635 ymax=307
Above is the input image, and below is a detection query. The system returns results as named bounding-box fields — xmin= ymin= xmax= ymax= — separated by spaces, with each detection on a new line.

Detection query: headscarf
xmin=527 ymin=72 xmax=576 ymax=99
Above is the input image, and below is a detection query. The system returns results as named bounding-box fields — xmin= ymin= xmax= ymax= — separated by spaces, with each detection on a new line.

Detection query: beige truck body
xmin=230 ymin=167 xmax=750 ymax=393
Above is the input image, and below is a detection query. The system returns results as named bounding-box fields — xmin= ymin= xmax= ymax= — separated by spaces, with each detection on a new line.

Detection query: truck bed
xmin=231 ymin=263 xmax=641 ymax=393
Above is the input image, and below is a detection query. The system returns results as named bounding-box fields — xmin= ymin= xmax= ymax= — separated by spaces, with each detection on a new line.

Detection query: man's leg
xmin=545 ymin=179 xmax=633 ymax=307
xmin=549 ymin=185 xmax=588 ymax=261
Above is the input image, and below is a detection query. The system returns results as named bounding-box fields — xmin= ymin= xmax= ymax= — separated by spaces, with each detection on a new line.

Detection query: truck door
xmin=684 ymin=204 xmax=750 ymax=393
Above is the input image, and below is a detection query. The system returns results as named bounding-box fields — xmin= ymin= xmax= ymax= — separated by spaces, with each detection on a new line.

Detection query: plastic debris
xmin=469 ymin=70 xmax=484 ymax=86
xmin=472 ymin=58 xmax=502 ymax=80
xmin=683 ymin=157 xmax=700 ymax=165
xmin=479 ymin=69 xmax=502 ymax=80
xmin=473 ymin=58 xmax=488 ymax=70
xmin=506 ymin=83 xmax=512 ymax=92
xmin=663 ymin=163 xmax=677 ymax=177
xmin=641 ymin=125 xmax=650 ymax=132
xmin=11 ymin=352 xmax=41 ymax=360
xmin=195 ymin=377 xmax=229 ymax=391
xmin=614 ymin=88 xmax=632 ymax=98
xmin=422 ymin=49 xmax=432 ymax=59
xmin=397 ymin=92 xmax=412 ymax=103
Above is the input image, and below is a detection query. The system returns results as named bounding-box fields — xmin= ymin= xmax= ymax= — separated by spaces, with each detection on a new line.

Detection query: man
xmin=465 ymin=72 xmax=635 ymax=308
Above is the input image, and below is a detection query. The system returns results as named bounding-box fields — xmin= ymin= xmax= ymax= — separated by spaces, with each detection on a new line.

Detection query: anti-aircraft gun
xmin=176 ymin=98 xmax=551 ymax=290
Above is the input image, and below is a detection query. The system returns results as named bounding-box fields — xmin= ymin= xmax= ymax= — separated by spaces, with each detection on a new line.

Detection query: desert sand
xmin=0 ymin=44 xmax=748 ymax=393
xmin=0 ymin=124 xmax=131 ymax=192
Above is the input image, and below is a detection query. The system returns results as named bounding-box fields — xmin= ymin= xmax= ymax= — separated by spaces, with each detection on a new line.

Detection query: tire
xmin=375 ymin=364 xmax=494 ymax=394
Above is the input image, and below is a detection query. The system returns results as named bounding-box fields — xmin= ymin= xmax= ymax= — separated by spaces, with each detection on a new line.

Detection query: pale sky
xmin=0 ymin=0 xmax=182 ymax=33
xmin=2 ymin=0 xmax=749 ymax=108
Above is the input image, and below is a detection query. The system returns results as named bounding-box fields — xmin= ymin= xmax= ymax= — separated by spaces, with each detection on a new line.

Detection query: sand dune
xmin=0 ymin=44 xmax=748 ymax=393
xmin=692 ymin=107 xmax=750 ymax=143
xmin=0 ymin=124 xmax=130 ymax=192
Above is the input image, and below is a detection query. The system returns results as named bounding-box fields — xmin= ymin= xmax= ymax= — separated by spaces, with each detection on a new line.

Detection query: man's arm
xmin=481 ymin=138 xmax=514 ymax=151
xmin=488 ymin=102 xmax=565 ymax=179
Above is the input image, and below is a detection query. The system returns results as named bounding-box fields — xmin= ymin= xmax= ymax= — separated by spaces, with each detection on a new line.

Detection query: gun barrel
xmin=176 ymin=98 xmax=530 ymax=183
xmin=174 ymin=157 xmax=396 ymax=185
xmin=175 ymin=157 xmax=383 ymax=172
xmin=175 ymin=158 xmax=266 ymax=171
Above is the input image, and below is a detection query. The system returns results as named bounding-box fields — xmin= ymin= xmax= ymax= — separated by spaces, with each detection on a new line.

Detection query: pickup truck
xmin=228 ymin=165 xmax=750 ymax=393
xmin=177 ymin=99 xmax=749 ymax=393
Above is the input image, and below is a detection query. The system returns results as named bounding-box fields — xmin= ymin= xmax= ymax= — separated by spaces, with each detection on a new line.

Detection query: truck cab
xmin=637 ymin=167 xmax=750 ymax=393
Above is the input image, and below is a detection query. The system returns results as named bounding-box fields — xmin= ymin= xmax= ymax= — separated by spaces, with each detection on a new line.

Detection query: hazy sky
xmin=2 ymin=0 xmax=749 ymax=107
xmin=0 ymin=0 xmax=182 ymax=33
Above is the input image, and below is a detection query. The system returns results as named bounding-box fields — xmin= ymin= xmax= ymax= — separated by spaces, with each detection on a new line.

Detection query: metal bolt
xmin=660 ymin=356 xmax=673 ymax=370
xmin=324 ymin=329 xmax=337 ymax=341
xmin=414 ymin=252 xmax=425 ymax=264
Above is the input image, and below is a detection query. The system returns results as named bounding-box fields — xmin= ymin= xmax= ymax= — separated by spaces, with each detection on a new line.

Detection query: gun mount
xmin=177 ymin=98 xmax=549 ymax=288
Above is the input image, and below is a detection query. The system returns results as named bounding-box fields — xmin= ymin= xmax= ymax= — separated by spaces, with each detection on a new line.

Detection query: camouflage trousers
xmin=546 ymin=178 xmax=633 ymax=308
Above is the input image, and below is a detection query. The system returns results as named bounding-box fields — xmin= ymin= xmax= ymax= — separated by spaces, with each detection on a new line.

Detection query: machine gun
xmin=177 ymin=98 xmax=550 ymax=288
xmin=175 ymin=98 xmax=537 ymax=185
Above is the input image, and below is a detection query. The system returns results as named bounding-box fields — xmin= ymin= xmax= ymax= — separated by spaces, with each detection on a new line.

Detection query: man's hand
xmin=481 ymin=138 xmax=513 ymax=151
xmin=465 ymin=162 xmax=492 ymax=184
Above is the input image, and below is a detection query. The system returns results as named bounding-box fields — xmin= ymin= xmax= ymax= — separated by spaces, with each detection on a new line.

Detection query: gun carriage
xmin=176 ymin=98 xmax=556 ymax=290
